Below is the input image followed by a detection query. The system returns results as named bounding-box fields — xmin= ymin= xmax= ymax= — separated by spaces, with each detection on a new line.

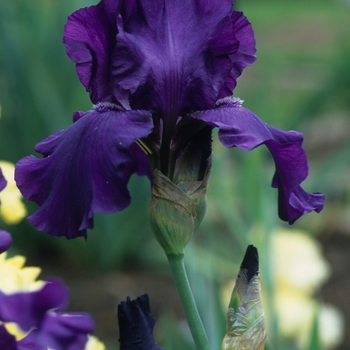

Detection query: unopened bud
xmin=149 ymin=163 xmax=210 ymax=256
xmin=222 ymin=245 xmax=267 ymax=350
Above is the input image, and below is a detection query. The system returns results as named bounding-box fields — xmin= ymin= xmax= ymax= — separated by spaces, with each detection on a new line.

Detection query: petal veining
xmin=113 ymin=0 xmax=244 ymax=120
xmin=15 ymin=109 xmax=153 ymax=239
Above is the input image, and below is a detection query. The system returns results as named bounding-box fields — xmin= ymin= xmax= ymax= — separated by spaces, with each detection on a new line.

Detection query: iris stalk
xmin=167 ymin=254 xmax=212 ymax=350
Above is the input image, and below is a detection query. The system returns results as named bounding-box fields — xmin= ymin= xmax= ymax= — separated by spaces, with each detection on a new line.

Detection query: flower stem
xmin=167 ymin=254 xmax=212 ymax=350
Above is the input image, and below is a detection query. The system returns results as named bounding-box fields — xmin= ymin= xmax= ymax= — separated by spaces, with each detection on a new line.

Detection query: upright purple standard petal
xmin=64 ymin=0 xmax=140 ymax=105
xmin=113 ymin=0 xmax=255 ymax=121
xmin=118 ymin=295 xmax=165 ymax=350
xmin=218 ymin=11 xmax=257 ymax=97
xmin=15 ymin=105 xmax=153 ymax=239
xmin=64 ymin=0 xmax=256 ymax=122
xmin=64 ymin=2 xmax=117 ymax=104
xmin=192 ymin=98 xmax=325 ymax=223
xmin=0 ymin=230 xmax=12 ymax=254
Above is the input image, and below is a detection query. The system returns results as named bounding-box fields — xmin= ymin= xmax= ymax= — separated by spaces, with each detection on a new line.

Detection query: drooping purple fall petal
xmin=118 ymin=294 xmax=165 ymax=350
xmin=192 ymin=97 xmax=325 ymax=223
xmin=15 ymin=106 xmax=153 ymax=239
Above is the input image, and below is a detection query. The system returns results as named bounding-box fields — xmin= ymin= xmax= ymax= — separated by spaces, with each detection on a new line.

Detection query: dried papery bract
xmin=222 ymin=245 xmax=267 ymax=350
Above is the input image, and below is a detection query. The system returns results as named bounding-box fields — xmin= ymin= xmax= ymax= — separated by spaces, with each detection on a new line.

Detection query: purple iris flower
xmin=0 ymin=229 xmax=95 ymax=349
xmin=15 ymin=0 xmax=324 ymax=239
xmin=118 ymin=294 xmax=165 ymax=350
xmin=0 ymin=279 xmax=94 ymax=350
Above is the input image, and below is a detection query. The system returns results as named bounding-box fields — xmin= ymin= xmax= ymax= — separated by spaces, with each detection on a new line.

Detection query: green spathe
xmin=149 ymin=164 xmax=210 ymax=256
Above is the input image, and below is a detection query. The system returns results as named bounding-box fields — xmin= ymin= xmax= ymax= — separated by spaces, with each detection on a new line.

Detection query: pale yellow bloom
xmin=0 ymin=250 xmax=44 ymax=340
xmin=0 ymin=252 xmax=44 ymax=294
xmin=271 ymin=229 xmax=330 ymax=294
xmin=0 ymin=161 xmax=27 ymax=224
xmin=0 ymin=250 xmax=106 ymax=348
xmin=270 ymin=229 xmax=344 ymax=349
xmin=85 ymin=335 xmax=106 ymax=350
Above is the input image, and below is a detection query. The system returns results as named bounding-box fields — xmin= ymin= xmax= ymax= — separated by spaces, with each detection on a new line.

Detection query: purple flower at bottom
xmin=15 ymin=0 xmax=324 ymax=239
xmin=118 ymin=295 xmax=165 ymax=350
xmin=0 ymin=280 xmax=94 ymax=350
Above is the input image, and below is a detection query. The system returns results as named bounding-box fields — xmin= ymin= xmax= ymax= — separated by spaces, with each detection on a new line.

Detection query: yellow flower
xmin=0 ymin=161 xmax=27 ymax=224
xmin=0 ymin=249 xmax=44 ymax=340
xmin=85 ymin=335 xmax=106 ymax=350
xmin=270 ymin=229 xmax=344 ymax=349
xmin=0 ymin=249 xmax=106 ymax=348
xmin=0 ymin=252 xmax=44 ymax=294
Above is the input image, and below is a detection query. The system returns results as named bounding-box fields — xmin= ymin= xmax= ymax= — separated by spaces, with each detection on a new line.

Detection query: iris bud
xmin=149 ymin=124 xmax=212 ymax=256
xmin=149 ymin=165 xmax=210 ymax=256
xmin=222 ymin=245 xmax=267 ymax=350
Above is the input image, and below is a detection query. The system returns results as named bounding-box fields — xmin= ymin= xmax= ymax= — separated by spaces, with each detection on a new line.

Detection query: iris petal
xmin=17 ymin=332 xmax=46 ymax=350
xmin=0 ymin=280 xmax=68 ymax=332
xmin=38 ymin=312 xmax=94 ymax=350
xmin=64 ymin=2 xmax=118 ymax=104
xmin=15 ymin=108 xmax=153 ymax=239
xmin=218 ymin=11 xmax=257 ymax=97
xmin=192 ymin=98 xmax=325 ymax=223
xmin=113 ymin=0 xmax=248 ymax=119
xmin=0 ymin=325 xmax=17 ymax=350
xmin=0 ymin=230 xmax=12 ymax=254
xmin=64 ymin=0 xmax=256 ymax=122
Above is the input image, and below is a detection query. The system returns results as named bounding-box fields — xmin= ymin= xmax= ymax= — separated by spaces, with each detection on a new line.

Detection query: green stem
xmin=167 ymin=254 xmax=212 ymax=350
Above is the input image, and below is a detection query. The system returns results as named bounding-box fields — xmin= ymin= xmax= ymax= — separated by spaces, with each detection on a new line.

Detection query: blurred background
xmin=0 ymin=0 xmax=349 ymax=349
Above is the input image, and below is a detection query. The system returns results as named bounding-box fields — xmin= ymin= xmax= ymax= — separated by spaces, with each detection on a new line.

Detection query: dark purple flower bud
xmin=118 ymin=294 xmax=165 ymax=350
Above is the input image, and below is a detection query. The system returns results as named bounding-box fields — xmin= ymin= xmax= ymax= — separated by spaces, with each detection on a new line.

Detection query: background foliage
xmin=0 ymin=0 xmax=349 ymax=349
